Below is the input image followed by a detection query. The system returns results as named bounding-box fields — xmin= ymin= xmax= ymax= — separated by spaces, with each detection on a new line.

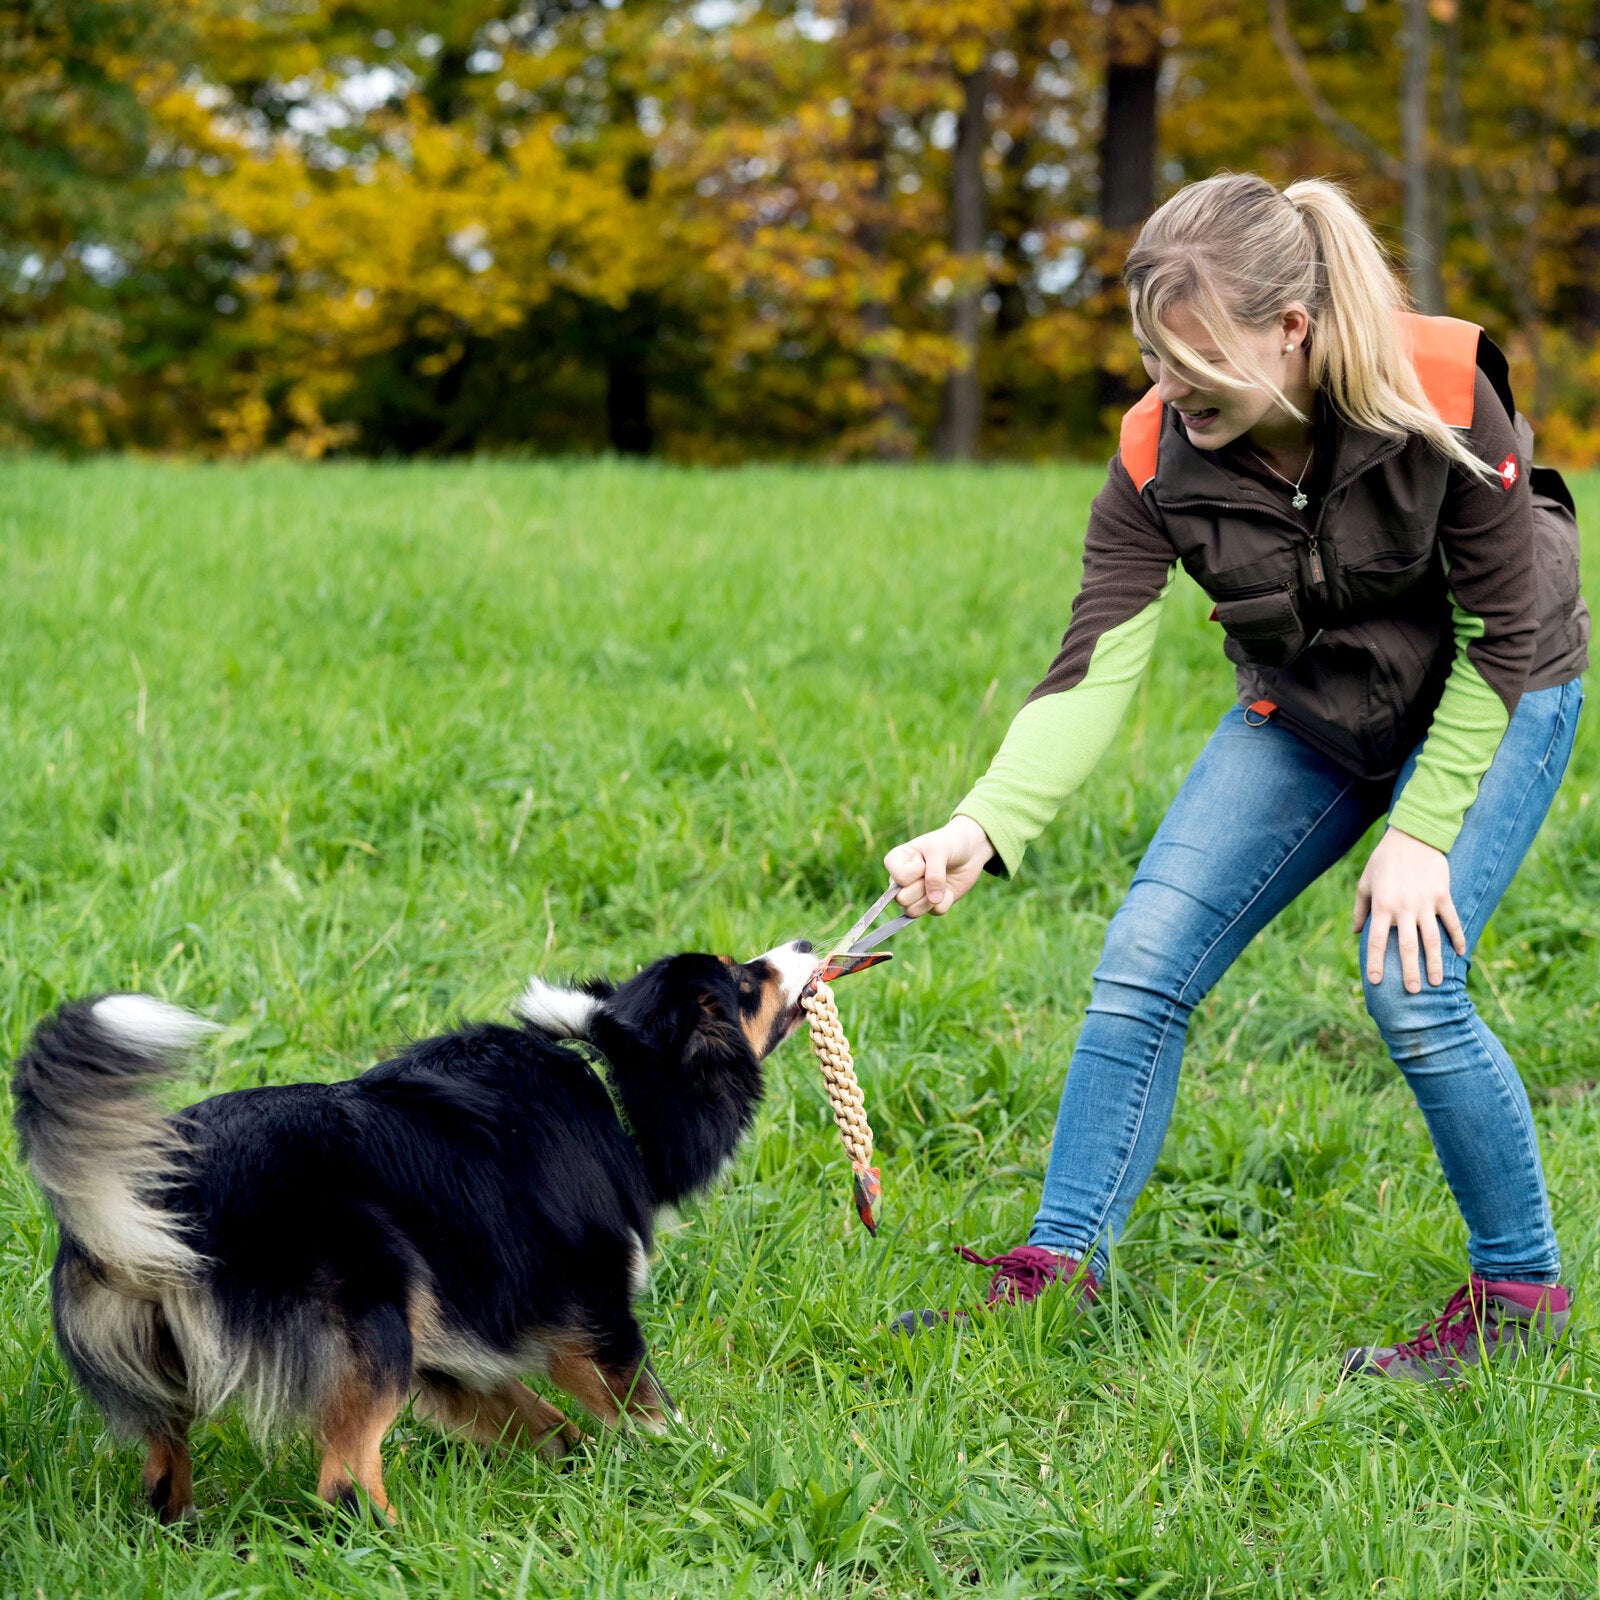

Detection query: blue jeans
xmin=1029 ymin=679 xmax=1584 ymax=1284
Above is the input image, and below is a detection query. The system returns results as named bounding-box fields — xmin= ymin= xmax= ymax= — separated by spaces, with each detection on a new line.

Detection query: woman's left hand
xmin=1352 ymin=826 xmax=1467 ymax=993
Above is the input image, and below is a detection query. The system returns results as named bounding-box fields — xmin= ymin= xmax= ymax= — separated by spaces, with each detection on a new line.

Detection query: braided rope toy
xmin=801 ymin=980 xmax=881 ymax=1234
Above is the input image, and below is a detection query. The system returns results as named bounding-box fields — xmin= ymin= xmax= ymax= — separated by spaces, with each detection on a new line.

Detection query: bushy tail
xmin=12 ymin=995 xmax=218 ymax=1284
xmin=514 ymin=975 xmax=605 ymax=1039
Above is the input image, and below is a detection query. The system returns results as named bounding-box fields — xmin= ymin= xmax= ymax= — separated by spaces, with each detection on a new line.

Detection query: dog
xmin=11 ymin=939 xmax=818 ymax=1522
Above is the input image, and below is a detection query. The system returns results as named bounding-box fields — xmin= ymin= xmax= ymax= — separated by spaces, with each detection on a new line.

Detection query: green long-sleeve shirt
xmin=957 ymin=369 xmax=1547 ymax=875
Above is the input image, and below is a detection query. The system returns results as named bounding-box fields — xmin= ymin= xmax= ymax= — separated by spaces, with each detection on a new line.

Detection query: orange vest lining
xmin=1118 ymin=312 xmax=1483 ymax=491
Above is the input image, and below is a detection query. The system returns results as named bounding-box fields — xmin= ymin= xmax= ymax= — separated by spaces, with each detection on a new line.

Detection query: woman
xmin=886 ymin=174 xmax=1588 ymax=1382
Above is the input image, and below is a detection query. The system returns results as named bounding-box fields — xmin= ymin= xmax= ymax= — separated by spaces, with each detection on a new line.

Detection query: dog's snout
xmin=753 ymin=940 xmax=821 ymax=1008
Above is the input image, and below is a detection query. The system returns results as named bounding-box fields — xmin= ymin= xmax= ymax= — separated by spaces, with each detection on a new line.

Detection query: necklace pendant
xmin=1292 ymin=490 xmax=1309 ymax=510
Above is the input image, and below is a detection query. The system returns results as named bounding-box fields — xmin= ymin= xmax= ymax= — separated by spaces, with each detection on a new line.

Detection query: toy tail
xmin=852 ymin=1166 xmax=882 ymax=1237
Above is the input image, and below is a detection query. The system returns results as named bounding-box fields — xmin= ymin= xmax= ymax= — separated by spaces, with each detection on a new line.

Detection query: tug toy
xmin=802 ymin=981 xmax=881 ymax=1233
xmin=802 ymin=880 xmax=912 ymax=1237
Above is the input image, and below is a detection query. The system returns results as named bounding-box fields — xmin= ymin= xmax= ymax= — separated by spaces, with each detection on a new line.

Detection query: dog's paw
xmin=536 ymin=1420 xmax=587 ymax=1463
xmin=325 ymin=1483 xmax=397 ymax=1526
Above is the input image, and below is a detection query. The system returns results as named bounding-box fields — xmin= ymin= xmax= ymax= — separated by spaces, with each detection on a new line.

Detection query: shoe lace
xmin=955 ymin=1245 xmax=1063 ymax=1306
xmin=1391 ymin=1281 xmax=1487 ymax=1362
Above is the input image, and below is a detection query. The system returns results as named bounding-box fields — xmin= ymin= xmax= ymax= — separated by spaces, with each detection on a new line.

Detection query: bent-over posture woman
xmin=887 ymin=173 xmax=1588 ymax=1382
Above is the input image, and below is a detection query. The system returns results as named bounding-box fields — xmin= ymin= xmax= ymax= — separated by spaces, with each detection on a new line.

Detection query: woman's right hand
xmin=884 ymin=815 xmax=996 ymax=917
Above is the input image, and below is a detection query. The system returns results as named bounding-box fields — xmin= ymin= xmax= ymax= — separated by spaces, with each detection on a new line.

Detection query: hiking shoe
xmin=1341 ymin=1276 xmax=1572 ymax=1384
xmin=890 ymin=1244 xmax=1098 ymax=1337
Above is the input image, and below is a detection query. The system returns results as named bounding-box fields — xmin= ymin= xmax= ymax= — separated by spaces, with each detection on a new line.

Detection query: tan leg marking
xmin=415 ymin=1376 xmax=584 ymax=1461
xmin=546 ymin=1337 xmax=673 ymax=1434
xmin=315 ymin=1380 xmax=404 ymax=1521
xmin=142 ymin=1426 xmax=195 ymax=1524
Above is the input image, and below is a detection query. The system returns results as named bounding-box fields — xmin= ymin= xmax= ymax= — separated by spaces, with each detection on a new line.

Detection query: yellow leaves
xmin=222 ymin=108 xmax=671 ymax=320
xmin=0 ymin=308 xmax=127 ymax=452
xmin=209 ymin=392 xmax=273 ymax=458
xmin=7 ymin=0 xmax=1599 ymax=458
xmin=186 ymin=88 xmax=688 ymax=446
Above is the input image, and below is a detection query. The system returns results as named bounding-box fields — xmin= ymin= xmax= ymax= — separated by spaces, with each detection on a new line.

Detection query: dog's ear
xmin=683 ymin=1015 xmax=755 ymax=1075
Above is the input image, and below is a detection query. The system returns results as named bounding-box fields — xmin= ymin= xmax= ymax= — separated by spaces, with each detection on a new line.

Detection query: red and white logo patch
xmin=1497 ymin=454 xmax=1519 ymax=490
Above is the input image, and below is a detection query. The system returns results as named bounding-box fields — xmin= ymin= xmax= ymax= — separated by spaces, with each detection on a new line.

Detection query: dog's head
xmin=605 ymin=940 xmax=818 ymax=1065
xmin=516 ymin=941 xmax=818 ymax=1203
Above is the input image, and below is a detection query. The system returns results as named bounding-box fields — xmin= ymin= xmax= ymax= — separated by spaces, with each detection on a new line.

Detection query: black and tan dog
xmin=11 ymin=941 xmax=818 ymax=1521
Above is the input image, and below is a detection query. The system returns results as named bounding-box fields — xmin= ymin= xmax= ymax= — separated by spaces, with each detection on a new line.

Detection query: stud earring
xmin=1285 ymin=342 xmax=1295 ymax=353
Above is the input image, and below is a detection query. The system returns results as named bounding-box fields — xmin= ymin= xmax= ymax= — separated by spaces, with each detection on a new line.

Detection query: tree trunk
xmin=939 ymin=65 xmax=989 ymax=462
xmin=1100 ymin=0 xmax=1160 ymax=229
xmin=1401 ymin=0 xmax=1444 ymax=313
xmin=605 ymin=300 xmax=653 ymax=456
xmin=843 ymin=0 xmax=912 ymax=459
xmin=1576 ymin=0 xmax=1600 ymax=336
xmin=1096 ymin=0 xmax=1161 ymax=420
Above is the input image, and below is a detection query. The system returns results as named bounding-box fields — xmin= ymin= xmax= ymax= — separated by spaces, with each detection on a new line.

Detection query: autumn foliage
xmin=3 ymin=0 xmax=1598 ymax=462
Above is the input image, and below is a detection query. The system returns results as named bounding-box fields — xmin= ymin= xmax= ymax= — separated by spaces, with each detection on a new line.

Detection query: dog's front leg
xmin=415 ymin=1374 xmax=585 ymax=1460
xmin=142 ymin=1420 xmax=196 ymax=1524
xmin=315 ymin=1379 xmax=406 ymax=1522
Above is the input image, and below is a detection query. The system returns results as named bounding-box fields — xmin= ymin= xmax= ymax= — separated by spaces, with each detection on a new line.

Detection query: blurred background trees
xmin=3 ymin=0 xmax=1598 ymax=462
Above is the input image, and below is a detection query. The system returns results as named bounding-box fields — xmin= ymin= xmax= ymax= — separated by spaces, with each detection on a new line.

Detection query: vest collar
xmin=1151 ymin=398 xmax=1406 ymax=512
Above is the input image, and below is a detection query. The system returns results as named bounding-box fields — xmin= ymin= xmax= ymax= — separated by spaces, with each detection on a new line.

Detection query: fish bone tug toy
xmin=802 ymin=981 xmax=880 ymax=1233
xmin=802 ymin=880 xmax=911 ymax=1236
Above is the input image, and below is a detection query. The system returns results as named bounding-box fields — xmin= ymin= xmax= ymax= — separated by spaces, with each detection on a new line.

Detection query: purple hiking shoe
xmin=1341 ymin=1275 xmax=1572 ymax=1384
xmin=891 ymin=1244 xmax=1098 ymax=1337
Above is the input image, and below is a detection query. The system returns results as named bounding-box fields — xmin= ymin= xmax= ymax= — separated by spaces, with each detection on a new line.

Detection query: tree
xmin=0 ymin=0 xmax=197 ymax=448
xmin=1101 ymin=0 xmax=1159 ymax=229
xmin=6 ymin=0 xmax=1600 ymax=462
xmin=938 ymin=62 xmax=990 ymax=460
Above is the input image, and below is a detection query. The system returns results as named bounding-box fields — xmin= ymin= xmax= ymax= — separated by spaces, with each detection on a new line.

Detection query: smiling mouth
xmin=1178 ymin=407 xmax=1220 ymax=424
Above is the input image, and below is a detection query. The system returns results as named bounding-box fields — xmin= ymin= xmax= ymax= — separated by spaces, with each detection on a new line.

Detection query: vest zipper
xmin=1158 ymin=497 xmax=1302 ymax=531
xmin=1310 ymin=438 xmax=1407 ymax=538
xmin=1159 ymin=436 xmax=1408 ymax=593
xmin=1303 ymin=439 xmax=1406 ymax=591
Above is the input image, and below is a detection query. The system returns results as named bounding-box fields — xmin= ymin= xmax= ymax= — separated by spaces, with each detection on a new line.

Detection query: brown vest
xmin=1119 ymin=314 xmax=1588 ymax=776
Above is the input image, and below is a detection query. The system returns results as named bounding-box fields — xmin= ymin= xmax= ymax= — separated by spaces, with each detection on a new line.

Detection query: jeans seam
xmin=1466 ymin=1013 xmax=1559 ymax=1279
xmin=1377 ymin=682 xmax=1576 ymax=1281
xmin=1452 ymin=724 xmax=1554 ymax=933
xmin=1077 ymin=774 xmax=1362 ymax=1249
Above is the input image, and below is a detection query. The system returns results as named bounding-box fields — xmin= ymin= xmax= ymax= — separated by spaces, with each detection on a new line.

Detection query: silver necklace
xmin=1249 ymin=443 xmax=1314 ymax=510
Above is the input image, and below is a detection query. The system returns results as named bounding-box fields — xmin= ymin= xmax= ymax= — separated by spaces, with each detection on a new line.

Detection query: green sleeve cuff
xmin=950 ymin=578 xmax=1172 ymax=877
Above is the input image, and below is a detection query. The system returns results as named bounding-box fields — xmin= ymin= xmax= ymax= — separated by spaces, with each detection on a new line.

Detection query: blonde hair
xmin=1123 ymin=173 xmax=1493 ymax=479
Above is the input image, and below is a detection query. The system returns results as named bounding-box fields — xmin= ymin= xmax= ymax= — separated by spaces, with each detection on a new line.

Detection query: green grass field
xmin=1 ymin=457 xmax=1597 ymax=1598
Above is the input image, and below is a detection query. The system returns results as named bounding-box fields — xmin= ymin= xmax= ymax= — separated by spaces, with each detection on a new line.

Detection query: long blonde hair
xmin=1123 ymin=173 xmax=1492 ymax=478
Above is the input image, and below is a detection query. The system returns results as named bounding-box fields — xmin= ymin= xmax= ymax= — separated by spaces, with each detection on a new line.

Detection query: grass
xmin=0 ymin=455 xmax=1597 ymax=1598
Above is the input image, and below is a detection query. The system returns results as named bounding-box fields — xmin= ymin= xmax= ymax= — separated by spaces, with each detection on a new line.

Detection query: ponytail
xmin=1124 ymin=173 xmax=1495 ymax=481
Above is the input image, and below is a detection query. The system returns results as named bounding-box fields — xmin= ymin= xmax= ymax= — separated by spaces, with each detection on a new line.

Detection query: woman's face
xmin=1137 ymin=300 xmax=1312 ymax=448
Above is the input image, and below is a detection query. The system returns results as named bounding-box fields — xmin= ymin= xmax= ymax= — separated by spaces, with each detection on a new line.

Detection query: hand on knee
xmin=1353 ymin=828 xmax=1466 ymax=994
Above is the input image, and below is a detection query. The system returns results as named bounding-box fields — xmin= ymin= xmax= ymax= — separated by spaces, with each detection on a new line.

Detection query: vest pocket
xmin=1247 ymin=616 xmax=1450 ymax=777
xmin=1338 ymin=544 xmax=1438 ymax=616
xmin=1213 ymin=584 xmax=1307 ymax=667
